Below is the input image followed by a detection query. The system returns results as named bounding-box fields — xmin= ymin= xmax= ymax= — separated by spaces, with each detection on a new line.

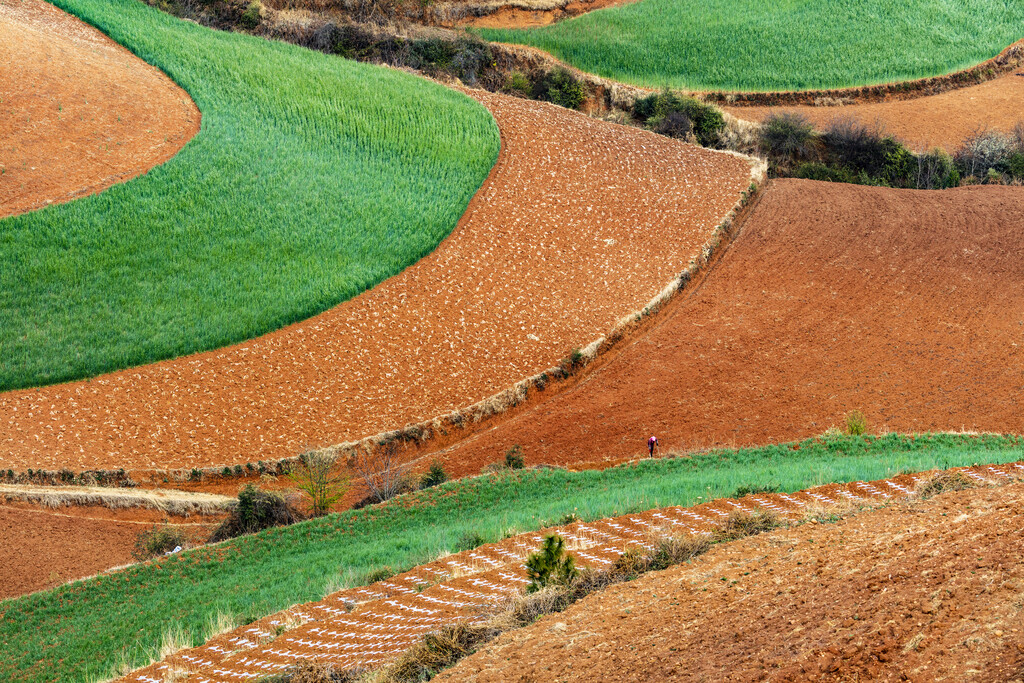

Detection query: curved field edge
xmin=0 ymin=0 xmax=499 ymax=392
xmin=477 ymin=0 xmax=1024 ymax=92
xmin=1 ymin=432 xmax=1022 ymax=682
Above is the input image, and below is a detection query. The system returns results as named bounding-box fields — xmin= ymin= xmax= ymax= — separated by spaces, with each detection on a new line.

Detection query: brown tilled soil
xmin=725 ymin=67 xmax=1024 ymax=151
xmin=0 ymin=502 xmax=223 ymax=599
xmin=0 ymin=0 xmax=199 ymax=218
xmin=431 ymin=179 xmax=1024 ymax=474
xmin=0 ymin=89 xmax=754 ymax=474
xmin=438 ymin=482 xmax=1024 ymax=683
xmin=454 ymin=0 xmax=633 ymax=29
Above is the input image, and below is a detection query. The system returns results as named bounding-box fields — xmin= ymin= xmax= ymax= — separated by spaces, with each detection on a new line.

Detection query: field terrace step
xmin=120 ymin=462 xmax=1022 ymax=682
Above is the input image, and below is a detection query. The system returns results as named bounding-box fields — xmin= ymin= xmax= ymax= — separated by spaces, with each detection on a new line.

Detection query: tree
xmin=525 ymin=534 xmax=578 ymax=592
xmin=292 ymin=450 xmax=348 ymax=516
xmin=348 ymin=440 xmax=412 ymax=504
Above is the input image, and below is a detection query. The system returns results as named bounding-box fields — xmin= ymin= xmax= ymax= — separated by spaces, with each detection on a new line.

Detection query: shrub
xmin=559 ymin=347 xmax=585 ymax=376
xmin=821 ymin=117 xmax=889 ymax=177
xmin=420 ymin=460 xmax=448 ymax=489
xmin=716 ymin=510 xmax=780 ymax=541
xmin=1007 ymin=152 xmax=1024 ymax=180
xmin=880 ymin=137 xmax=917 ymax=187
xmin=634 ymin=91 xmax=724 ymax=146
xmin=210 ymin=485 xmax=304 ymax=542
xmin=362 ymin=566 xmax=396 ymax=584
xmin=525 ymin=534 xmax=578 ymax=592
xmin=349 ymin=441 xmax=415 ymax=504
xmin=794 ymin=162 xmax=858 ymax=184
xmin=845 ymin=410 xmax=868 ymax=436
xmin=647 ymin=534 xmax=712 ymax=571
xmin=240 ymin=1 xmax=261 ymax=29
xmin=956 ymin=129 xmax=1014 ymax=178
xmin=504 ymin=71 xmax=532 ymax=97
xmin=916 ymin=148 xmax=960 ymax=189
xmin=760 ymin=112 xmax=817 ymax=164
xmin=733 ymin=483 xmax=780 ymax=498
xmin=505 ymin=445 xmax=525 ymax=470
xmin=532 ymin=68 xmax=586 ymax=110
xmin=189 ymin=468 xmax=202 ymax=481
xmin=456 ymin=531 xmax=486 ymax=552
xmin=292 ymin=451 xmax=349 ymax=517
xmin=132 ymin=525 xmax=186 ymax=561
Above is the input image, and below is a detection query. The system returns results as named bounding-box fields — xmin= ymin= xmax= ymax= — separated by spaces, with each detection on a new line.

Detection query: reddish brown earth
xmin=439 ymin=481 xmax=1024 ymax=683
xmin=725 ymin=67 xmax=1024 ymax=151
xmin=429 ymin=179 xmax=1024 ymax=474
xmin=0 ymin=89 xmax=755 ymax=474
xmin=457 ymin=0 xmax=634 ymax=29
xmin=0 ymin=0 xmax=199 ymax=218
xmin=0 ymin=503 xmax=222 ymax=599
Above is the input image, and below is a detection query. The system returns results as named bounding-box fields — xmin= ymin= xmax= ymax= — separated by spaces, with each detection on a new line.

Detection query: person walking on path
xmin=648 ymin=435 xmax=658 ymax=458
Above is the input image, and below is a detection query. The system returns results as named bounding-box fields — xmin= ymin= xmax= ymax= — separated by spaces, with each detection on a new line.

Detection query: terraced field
xmin=480 ymin=0 xmax=1024 ymax=91
xmin=0 ymin=0 xmax=499 ymax=392
xmin=0 ymin=89 xmax=757 ymax=474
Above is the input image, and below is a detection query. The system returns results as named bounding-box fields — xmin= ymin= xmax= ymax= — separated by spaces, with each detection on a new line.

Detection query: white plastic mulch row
xmin=126 ymin=463 xmax=1022 ymax=682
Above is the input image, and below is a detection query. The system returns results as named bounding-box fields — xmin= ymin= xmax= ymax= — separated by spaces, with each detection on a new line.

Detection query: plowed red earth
xmin=0 ymin=503 xmax=222 ymax=599
xmin=0 ymin=0 xmax=199 ymax=218
xmin=431 ymin=179 xmax=1024 ymax=473
xmin=724 ymin=67 xmax=1024 ymax=151
xmin=0 ymin=90 xmax=755 ymax=473
xmin=439 ymin=482 xmax=1024 ymax=683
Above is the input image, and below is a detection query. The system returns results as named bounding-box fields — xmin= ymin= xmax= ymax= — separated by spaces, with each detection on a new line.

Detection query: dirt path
xmin=116 ymin=462 xmax=1024 ymax=682
xmin=0 ymin=89 xmax=756 ymax=474
xmin=0 ymin=503 xmax=222 ymax=599
xmin=440 ymin=479 xmax=1024 ymax=683
xmin=724 ymin=67 xmax=1024 ymax=151
xmin=0 ymin=0 xmax=199 ymax=218
xmin=428 ymin=179 xmax=1024 ymax=474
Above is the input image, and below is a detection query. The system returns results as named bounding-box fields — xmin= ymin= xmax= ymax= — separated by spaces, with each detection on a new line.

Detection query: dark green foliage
xmin=362 ymin=566 xmax=397 ymax=584
xmin=794 ymin=162 xmax=860 ymax=184
xmin=189 ymin=468 xmax=203 ymax=482
xmin=132 ymin=525 xmax=186 ymax=561
xmin=210 ymin=485 xmax=304 ymax=542
xmin=222 ymin=466 xmax=232 ymax=477
xmin=1006 ymin=152 xmax=1024 ymax=180
xmin=761 ymin=112 xmax=817 ymax=164
xmin=532 ymin=68 xmax=586 ymax=110
xmin=879 ymin=137 xmax=917 ymax=187
xmin=420 ymin=461 xmax=448 ymax=489
xmin=239 ymin=0 xmax=260 ymax=28
xmin=733 ymin=483 xmax=780 ymax=498
xmin=915 ymin=149 xmax=961 ymax=189
xmin=456 ymin=531 xmax=487 ymax=552
xmin=505 ymin=445 xmax=525 ymax=470
xmin=525 ymin=534 xmax=578 ymax=592
xmin=559 ymin=347 xmax=585 ymax=376
xmin=504 ymin=71 xmax=532 ymax=96
xmin=633 ymin=91 xmax=724 ymax=146
xmin=821 ymin=118 xmax=890 ymax=176
xmin=234 ymin=464 xmax=245 ymax=476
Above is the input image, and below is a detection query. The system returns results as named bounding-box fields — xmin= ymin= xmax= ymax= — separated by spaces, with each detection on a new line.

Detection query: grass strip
xmin=479 ymin=0 xmax=1024 ymax=92
xmin=0 ymin=433 xmax=1021 ymax=681
xmin=0 ymin=0 xmax=499 ymax=391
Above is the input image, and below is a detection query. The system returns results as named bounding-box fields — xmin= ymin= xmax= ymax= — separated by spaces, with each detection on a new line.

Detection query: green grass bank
xmin=0 ymin=0 xmax=499 ymax=392
xmin=480 ymin=0 xmax=1024 ymax=91
xmin=1 ymin=433 xmax=1021 ymax=682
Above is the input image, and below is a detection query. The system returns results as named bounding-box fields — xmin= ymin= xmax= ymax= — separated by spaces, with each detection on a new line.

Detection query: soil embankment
xmin=725 ymin=66 xmax=1024 ymax=151
xmin=0 ymin=0 xmax=199 ymax=218
xmin=431 ymin=179 xmax=1024 ymax=473
xmin=0 ymin=90 xmax=755 ymax=474
xmin=439 ymin=481 xmax=1024 ymax=682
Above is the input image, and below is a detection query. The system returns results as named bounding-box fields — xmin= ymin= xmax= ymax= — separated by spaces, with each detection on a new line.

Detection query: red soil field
xmin=0 ymin=90 xmax=756 ymax=474
xmin=724 ymin=66 xmax=1024 ymax=151
xmin=439 ymin=481 xmax=1024 ymax=683
xmin=0 ymin=0 xmax=199 ymax=218
xmin=430 ymin=179 xmax=1024 ymax=474
xmin=0 ymin=503 xmax=221 ymax=599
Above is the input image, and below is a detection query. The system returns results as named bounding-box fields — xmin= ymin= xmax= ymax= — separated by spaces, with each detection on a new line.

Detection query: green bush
xmin=362 ymin=566 xmax=397 ymax=584
xmin=210 ymin=485 xmax=304 ymax=541
xmin=532 ymin=68 xmax=586 ymax=110
xmin=240 ymin=1 xmax=261 ymax=28
xmin=916 ymin=149 xmax=960 ymax=189
xmin=456 ymin=531 xmax=487 ymax=552
xmin=880 ymin=137 xmax=917 ymax=187
xmin=633 ymin=91 xmax=724 ymax=146
xmin=132 ymin=525 xmax=186 ymax=561
xmin=794 ymin=162 xmax=858 ymax=183
xmin=1007 ymin=152 xmax=1024 ymax=180
xmin=525 ymin=534 xmax=578 ymax=592
xmin=505 ymin=445 xmax=525 ymax=470
xmin=504 ymin=71 xmax=532 ymax=97
xmin=760 ymin=112 xmax=817 ymax=165
xmin=845 ymin=410 xmax=868 ymax=436
xmin=733 ymin=483 xmax=780 ymax=498
xmin=420 ymin=460 xmax=448 ymax=489
xmin=821 ymin=118 xmax=889 ymax=176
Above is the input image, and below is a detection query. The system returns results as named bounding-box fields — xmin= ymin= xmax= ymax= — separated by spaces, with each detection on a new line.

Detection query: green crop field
xmin=480 ymin=0 xmax=1024 ymax=91
xmin=1 ymin=433 xmax=1021 ymax=682
xmin=0 ymin=0 xmax=499 ymax=392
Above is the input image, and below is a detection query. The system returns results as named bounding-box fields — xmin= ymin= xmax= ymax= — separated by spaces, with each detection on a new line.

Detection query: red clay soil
xmin=439 ymin=482 xmax=1024 ymax=683
xmin=0 ymin=0 xmax=199 ymax=218
xmin=0 ymin=503 xmax=221 ymax=599
xmin=429 ymin=179 xmax=1024 ymax=474
xmin=724 ymin=66 xmax=1024 ymax=151
xmin=457 ymin=0 xmax=634 ymax=29
xmin=0 ymin=89 xmax=755 ymax=473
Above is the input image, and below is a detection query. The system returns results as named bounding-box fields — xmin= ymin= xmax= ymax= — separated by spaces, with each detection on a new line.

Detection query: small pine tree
xmin=525 ymin=534 xmax=578 ymax=592
xmin=420 ymin=460 xmax=448 ymax=489
xmin=505 ymin=445 xmax=525 ymax=470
